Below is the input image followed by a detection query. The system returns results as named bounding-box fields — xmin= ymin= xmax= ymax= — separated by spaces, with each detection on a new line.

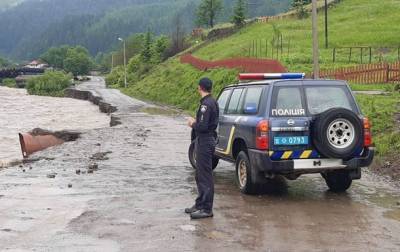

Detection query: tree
xmin=0 ymin=56 xmax=10 ymax=68
xmin=40 ymin=46 xmax=70 ymax=69
xmin=169 ymin=13 xmax=186 ymax=56
xmin=141 ymin=30 xmax=153 ymax=63
xmin=232 ymin=0 xmax=246 ymax=27
xmin=63 ymin=47 xmax=92 ymax=77
xmin=292 ymin=0 xmax=311 ymax=19
xmin=152 ymin=36 xmax=169 ymax=63
xmin=196 ymin=0 xmax=223 ymax=28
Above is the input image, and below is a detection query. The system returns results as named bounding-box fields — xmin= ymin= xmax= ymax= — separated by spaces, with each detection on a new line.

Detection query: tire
xmin=235 ymin=151 xmax=266 ymax=194
xmin=188 ymin=140 xmax=219 ymax=170
xmin=323 ymin=170 xmax=353 ymax=192
xmin=312 ymin=108 xmax=363 ymax=159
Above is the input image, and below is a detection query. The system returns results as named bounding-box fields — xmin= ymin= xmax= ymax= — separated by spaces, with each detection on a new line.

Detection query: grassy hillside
xmin=125 ymin=0 xmax=400 ymax=104
xmin=122 ymin=59 xmax=238 ymax=112
xmin=194 ymin=0 xmax=400 ymax=72
xmin=115 ymin=0 xmax=400 ymax=160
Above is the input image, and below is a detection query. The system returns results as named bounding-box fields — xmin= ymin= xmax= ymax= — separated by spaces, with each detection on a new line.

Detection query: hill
xmin=115 ymin=0 xmax=400 ymax=160
xmin=124 ymin=0 xmax=400 ymax=104
xmin=0 ymin=0 xmax=291 ymax=60
xmin=193 ymin=0 xmax=400 ymax=72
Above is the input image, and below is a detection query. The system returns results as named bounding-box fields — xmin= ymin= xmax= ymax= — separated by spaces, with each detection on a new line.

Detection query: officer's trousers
xmin=195 ymin=136 xmax=215 ymax=212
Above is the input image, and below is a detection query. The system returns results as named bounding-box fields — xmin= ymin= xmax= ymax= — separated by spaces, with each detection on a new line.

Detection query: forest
xmin=0 ymin=0 xmax=291 ymax=60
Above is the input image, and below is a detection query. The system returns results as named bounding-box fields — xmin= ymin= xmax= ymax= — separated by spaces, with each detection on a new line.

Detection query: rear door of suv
xmin=268 ymin=81 xmax=312 ymax=160
xmin=268 ymin=80 xmax=361 ymax=161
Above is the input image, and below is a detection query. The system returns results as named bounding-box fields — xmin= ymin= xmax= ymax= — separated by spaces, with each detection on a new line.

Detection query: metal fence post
xmin=333 ymin=47 xmax=336 ymax=63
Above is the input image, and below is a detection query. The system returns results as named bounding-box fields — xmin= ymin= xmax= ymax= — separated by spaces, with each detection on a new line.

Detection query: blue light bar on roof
xmin=239 ymin=73 xmax=305 ymax=80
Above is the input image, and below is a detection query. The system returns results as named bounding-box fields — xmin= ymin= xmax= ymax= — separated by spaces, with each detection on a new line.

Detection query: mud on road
xmin=1 ymin=77 xmax=400 ymax=251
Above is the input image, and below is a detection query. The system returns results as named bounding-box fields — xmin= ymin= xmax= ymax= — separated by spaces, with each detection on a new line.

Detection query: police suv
xmin=189 ymin=73 xmax=374 ymax=194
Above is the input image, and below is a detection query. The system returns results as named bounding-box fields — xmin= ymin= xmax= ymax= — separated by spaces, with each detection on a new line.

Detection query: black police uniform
xmin=192 ymin=94 xmax=219 ymax=213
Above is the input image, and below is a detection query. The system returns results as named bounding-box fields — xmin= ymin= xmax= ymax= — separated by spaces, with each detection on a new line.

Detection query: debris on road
xmin=46 ymin=173 xmax=57 ymax=179
xmin=19 ymin=128 xmax=81 ymax=158
xmin=90 ymin=151 xmax=112 ymax=161
xmin=87 ymin=163 xmax=98 ymax=174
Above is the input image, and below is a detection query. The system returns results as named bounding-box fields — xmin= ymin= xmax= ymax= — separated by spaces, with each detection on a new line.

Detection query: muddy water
xmin=1 ymin=79 xmax=400 ymax=251
xmin=0 ymin=87 xmax=109 ymax=165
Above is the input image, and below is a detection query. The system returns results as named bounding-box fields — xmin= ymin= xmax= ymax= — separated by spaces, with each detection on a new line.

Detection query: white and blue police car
xmin=189 ymin=73 xmax=374 ymax=194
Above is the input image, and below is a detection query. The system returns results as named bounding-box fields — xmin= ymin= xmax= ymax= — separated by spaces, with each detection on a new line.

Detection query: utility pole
xmin=111 ymin=53 xmax=114 ymax=69
xmin=312 ymin=0 xmax=320 ymax=79
xmin=325 ymin=0 xmax=328 ymax=49
xmin=118 ymin=37 xmax=127 ymax=88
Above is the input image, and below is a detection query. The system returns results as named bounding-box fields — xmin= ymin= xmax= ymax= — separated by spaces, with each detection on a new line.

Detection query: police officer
xmin=186 ymin=77 xmax=219 ymax=220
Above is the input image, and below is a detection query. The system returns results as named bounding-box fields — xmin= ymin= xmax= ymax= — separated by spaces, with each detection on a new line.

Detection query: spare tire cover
xmin=312 ymin=108 xmax=363 ymax=159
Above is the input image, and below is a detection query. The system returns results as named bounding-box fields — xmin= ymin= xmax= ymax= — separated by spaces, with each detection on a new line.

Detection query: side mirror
xmin=244 ymin=103 xmax=257 ymax=114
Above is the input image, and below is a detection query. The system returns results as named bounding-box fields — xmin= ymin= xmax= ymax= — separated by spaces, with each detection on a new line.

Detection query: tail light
xmin=363 ymin=117 xmax=372 ymax=147
xmin=256 ymin=120 xmax=269 ymax=150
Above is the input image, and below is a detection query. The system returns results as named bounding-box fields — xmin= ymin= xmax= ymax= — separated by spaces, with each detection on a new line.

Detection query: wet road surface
xmin=1 ymin=77 xmax=400 ymax=251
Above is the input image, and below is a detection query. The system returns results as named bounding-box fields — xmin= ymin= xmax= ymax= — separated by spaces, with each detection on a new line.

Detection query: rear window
xmin=305 ymin=86 xmax=355 ymax=115
xmin=271 ymin=87 xmax=305 ymax=117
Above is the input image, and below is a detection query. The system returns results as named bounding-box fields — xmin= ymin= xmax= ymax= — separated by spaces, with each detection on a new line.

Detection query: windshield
xmin=305 ymin=86 xmax=355 ymax=115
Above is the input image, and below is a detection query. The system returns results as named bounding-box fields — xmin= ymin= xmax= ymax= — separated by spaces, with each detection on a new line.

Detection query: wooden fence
xmin=319 ymin=62 xmax=400 ymax=84
xmin=180 ymin=54 xmax=287 ymax=73
xmin=332 ymin=47 xmax=400 ymax=64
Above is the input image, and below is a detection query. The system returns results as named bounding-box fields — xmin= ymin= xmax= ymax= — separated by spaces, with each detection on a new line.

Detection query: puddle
xmin=384 ymin=209 xmax=400 ymax=221
xmin=140 ymin=107 xmax=181 ymax=116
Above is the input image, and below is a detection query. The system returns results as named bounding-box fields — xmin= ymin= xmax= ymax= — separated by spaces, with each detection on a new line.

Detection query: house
xmin=24 ymin=60 xmax=48 ymax=69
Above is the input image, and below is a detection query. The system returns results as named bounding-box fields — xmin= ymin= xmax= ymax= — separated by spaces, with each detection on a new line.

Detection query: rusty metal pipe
xmin=19 ymin=133 xmax=64 ymax=158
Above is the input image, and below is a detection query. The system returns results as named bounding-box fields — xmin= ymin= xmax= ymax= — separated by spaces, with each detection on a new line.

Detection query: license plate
xmin=274 ymin=136 xmax=308 ymax=145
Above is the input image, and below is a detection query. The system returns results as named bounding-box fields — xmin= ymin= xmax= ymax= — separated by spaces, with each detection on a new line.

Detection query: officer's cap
xmin=199 ymin=77 xmax=212 ymax=92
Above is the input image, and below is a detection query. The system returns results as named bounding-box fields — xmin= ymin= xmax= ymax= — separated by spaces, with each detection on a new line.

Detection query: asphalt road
xmin=0 ymin=77 xmax=400 ymax=251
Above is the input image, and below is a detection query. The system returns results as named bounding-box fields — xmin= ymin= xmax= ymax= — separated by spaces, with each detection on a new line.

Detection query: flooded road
xmin=0 ymin=78 xmax=400 ymax=251
xmin=0 ymin=86 xmax=109 ymax=166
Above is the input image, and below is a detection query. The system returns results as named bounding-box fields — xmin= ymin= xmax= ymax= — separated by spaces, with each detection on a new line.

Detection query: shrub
xmin=1 ymin=78 xmax=16 ymax=88
xmin=26 ymin=70 xmax=72 ymax=97
xmin=105 ymin=66 xmax=125 ymax=88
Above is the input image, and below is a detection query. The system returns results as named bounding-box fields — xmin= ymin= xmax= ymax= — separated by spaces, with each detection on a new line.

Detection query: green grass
xmin=1 ymin=78 xmax=16 ymax=88
xmin=349 ymin=83 xmax=394 ymax=92
xmin=118 ymin=58 xmax=238 ymax=113
xmin=356 ymin=93 xmax=400 ymax=157
xmin=194 ymin=0 xmax=400 ymax=72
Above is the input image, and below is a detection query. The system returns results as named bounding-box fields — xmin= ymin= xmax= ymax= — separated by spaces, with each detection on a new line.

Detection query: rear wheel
xmin=235 ymin=151 xmax=266 ymax=194
xmin=323 ymin=170 xmax=353 ymax=192
xmin=188 ymin=140 xmax=219 ymax=170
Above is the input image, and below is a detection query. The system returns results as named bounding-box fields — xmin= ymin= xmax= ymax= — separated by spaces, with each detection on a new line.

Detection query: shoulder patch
xmin=201 ymin=105 xmax=207 ymax=113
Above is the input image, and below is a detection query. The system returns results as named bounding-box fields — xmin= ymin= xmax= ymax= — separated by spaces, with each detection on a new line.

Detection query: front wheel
xmin=323 ymin=170 xmax=353 ymax=192
xmin=188 ymin=140 xmax=219 ymax=170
